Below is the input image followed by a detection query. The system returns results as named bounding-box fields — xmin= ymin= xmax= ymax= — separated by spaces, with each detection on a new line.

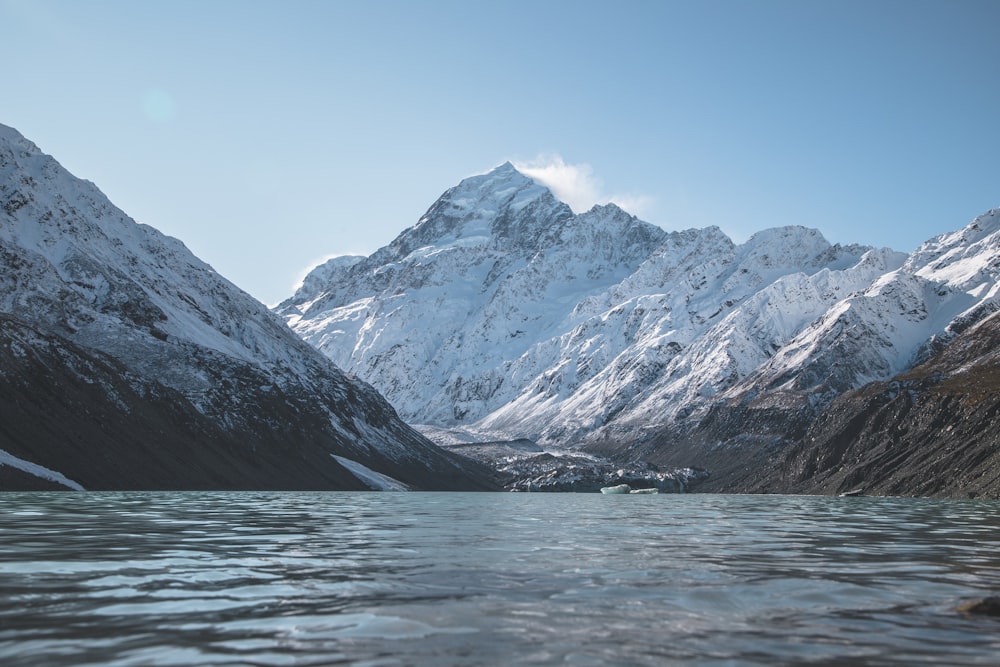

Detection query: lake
xmin=2 ymin=491 xmax=1000 ymax=666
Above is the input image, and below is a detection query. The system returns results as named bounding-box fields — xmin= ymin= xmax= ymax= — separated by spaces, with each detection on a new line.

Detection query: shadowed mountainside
xmin=0 ymin=123 xmax=494 ymax=491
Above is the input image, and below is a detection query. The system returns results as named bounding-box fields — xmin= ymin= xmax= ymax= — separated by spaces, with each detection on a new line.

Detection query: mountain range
xmin=0 ymin=123 xmax=492 ymax=491
xmin=279 ymin=162 xmax=1000 ymax=496
xmin=3 ymin=122 xmax=997 ymax=496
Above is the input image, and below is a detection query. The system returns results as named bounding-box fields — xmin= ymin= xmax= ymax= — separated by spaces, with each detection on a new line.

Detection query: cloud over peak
xmin=513 ymin=154 xmax=653 ymax=218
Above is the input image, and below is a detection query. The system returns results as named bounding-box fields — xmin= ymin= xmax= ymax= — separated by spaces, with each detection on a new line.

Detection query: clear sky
xmin=3 ymin=0 xmax=998 ymax=305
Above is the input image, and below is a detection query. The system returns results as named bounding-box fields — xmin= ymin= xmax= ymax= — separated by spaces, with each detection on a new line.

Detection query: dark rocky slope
xmin=761 ymin=310 xmax=1000 ymax=498
xmin=0 ymin=124 xmax=493 ymax=491
xmin=0 ymin=315 xmax=369 ymax=490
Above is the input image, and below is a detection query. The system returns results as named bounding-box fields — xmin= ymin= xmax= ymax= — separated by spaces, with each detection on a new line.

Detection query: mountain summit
xmin=0 ymin=123 xmax=491 ymax=490
xmin=401 ymin=161 xmax=567 ymax=250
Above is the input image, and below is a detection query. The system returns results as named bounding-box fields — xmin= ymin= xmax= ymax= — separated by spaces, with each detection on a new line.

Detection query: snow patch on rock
xmin=0 ymin=448 xmax=85 ymax=490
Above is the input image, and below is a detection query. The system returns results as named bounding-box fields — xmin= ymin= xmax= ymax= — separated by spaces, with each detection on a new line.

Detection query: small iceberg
xmin=630 ymin=488 xmax=659 ymax=494
xmin=600 ymin=484 xmax=632 ymax=494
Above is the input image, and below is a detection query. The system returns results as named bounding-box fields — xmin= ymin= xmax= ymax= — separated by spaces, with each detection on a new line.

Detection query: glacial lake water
xmin=2 ymin=492 xmax=1000 ymax=666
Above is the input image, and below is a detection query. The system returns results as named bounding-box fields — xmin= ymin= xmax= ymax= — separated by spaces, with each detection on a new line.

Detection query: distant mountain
xmin=279 ymin=163 xmax=1000 ymax=496
xmin=0 ymin=123 xmax=492 ymax=491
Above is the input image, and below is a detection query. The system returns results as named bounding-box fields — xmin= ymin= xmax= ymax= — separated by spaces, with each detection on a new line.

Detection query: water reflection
xmin=2 ymin=492 xmax=1000 ymax=666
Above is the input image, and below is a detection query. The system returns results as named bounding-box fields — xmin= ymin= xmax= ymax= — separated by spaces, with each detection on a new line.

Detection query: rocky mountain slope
xmin=755 ymin=307 xmax=1000 ymax=498
xmin=280 ymin=164 xmax=999 ymax=495
xmin=0 ymin=123 xmax=492 ymax=491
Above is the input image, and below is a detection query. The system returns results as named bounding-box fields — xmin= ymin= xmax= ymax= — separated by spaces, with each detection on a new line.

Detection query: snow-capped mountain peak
xmin=287 ymin=155 xmax=999 ymax=470
xmin=274 ymin=163 xmax=1000 ymax=457
xmin=384 ymin=162 xmax=571 ymax=260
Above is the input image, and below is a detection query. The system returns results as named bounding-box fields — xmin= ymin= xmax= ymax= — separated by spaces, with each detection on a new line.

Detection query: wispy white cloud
xmin=514 ymin=155 xmax=601 ymax=213
xmin=513 ymin=154 xmax=654 ymax=218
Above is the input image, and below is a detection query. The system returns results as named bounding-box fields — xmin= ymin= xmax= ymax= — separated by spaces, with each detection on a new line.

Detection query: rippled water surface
xmin=3 ymin=492 xmax=1000 ymax=666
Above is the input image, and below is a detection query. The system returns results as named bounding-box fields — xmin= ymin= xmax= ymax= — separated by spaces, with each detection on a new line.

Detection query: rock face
xmin=279 ymin=163 xmax=1000 ymax=496
xmin=761 ymin=309 xmax=1000 ymax=498
xmin=0 ymin=123 xmax=493 ymax=491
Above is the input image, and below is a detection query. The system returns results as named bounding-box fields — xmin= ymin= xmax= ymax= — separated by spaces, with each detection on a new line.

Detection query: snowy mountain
xmin=683 ymin=208 xmax=1000 ymax=496
xmin=279 ymin=163 xmax=671 ymax=429
xmin=0 ymin=123 xmax=492 ymax=491
xmin=279 ymin=163 xmax=1000 ymax=494
xmin=282 ymin=162 xmax=1000 ymax=467
xmin=654 ymin=207 xmax=1000 ymax=456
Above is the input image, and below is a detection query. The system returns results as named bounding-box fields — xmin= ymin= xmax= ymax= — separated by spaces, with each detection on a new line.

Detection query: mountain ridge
xmin=0 ymin=123 xmax=493 ymax=491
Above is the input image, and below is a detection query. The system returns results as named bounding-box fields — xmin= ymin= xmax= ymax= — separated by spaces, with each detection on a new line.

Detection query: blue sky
xmin=3 ymin=0 xmax=998 ymax=305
